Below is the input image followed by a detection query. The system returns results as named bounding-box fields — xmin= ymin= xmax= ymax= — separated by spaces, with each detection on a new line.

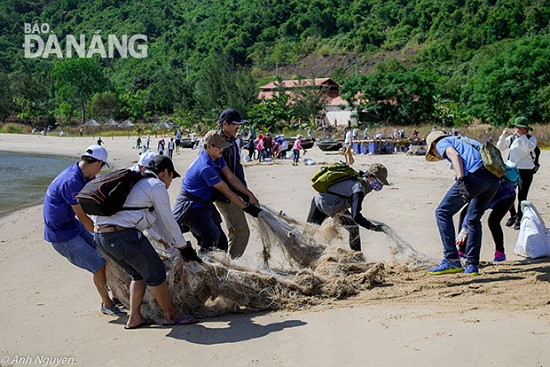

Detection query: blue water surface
xmin=0 ymin=151 xmax=76 ymax=216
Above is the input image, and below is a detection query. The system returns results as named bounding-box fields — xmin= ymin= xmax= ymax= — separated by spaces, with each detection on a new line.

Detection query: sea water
xmin=0 ymin=151 xmax=76 ymax=216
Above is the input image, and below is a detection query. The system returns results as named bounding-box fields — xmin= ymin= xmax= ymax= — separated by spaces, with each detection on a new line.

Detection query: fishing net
xmin=105 ymin=205 xmax=429 ymax=319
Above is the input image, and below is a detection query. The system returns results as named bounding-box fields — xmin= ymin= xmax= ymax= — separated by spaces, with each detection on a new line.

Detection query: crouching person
xmin=306 ymin=163 xmax=389 ymax=251
xmin=94 ymin=155 xmax=202 ymax=330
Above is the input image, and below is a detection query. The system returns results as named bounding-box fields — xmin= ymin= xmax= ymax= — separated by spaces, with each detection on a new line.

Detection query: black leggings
xmin=459 ymin=194 xmax=515 ymax=252
xmin=509 ymin=169 xmax=534 ymax=221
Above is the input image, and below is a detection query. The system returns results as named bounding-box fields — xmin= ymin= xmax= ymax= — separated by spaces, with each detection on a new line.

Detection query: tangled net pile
xmin=106 ymin=205 xmax=429 ymax=319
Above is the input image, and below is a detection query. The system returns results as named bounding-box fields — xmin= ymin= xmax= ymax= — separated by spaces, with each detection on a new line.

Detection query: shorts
xmin=95 ymin=228 xmax=166 ymax=286
xmin=51 ymin=229 xmax=106 ymax=274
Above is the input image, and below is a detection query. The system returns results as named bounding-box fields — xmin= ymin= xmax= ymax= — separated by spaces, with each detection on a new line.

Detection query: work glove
xmin=456 ymin=177 xmax=471 ymax=201
xmin=243 ymin=203 xmax=262 ymax=218
xmin=178 ymin=242 xmax=202 ymax=263
xmin=455 ymin=227 xmax=468 ymax=246
xmin=367 ymin=221 xmax=383 ymax=232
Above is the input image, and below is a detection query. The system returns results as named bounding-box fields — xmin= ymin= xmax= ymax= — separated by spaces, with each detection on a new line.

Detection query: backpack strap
xmin=121 ymin=172 xmax=156 ymax=212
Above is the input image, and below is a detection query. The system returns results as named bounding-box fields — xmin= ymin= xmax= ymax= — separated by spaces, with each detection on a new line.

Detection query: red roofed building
xmin=258 ymin=78 xmax=352 ymax=127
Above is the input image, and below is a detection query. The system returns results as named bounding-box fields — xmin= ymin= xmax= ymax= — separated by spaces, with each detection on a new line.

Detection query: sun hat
xmin=148 ymin=155 xmax=180 ymax=178
xmin=218 ymin=108 xmax=247 ymax=125
xmin=512 ymin=116 xmax=533 ymax=131
xmin=204 ymin=130 xmax=232 ymax=149
xmin=425 ymin=131 xmax=447 ymax=162
xmin=367 ymin=163 xmax=390 ymax=186
xmin=82 ymin=144 xmax=108 ymax=163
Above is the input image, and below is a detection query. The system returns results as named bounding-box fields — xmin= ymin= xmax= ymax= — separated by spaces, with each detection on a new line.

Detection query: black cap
xmin=218 ymin=108 xmax=246 ymax=125
xmin=148 ymin=155 xmax=181 ymax=178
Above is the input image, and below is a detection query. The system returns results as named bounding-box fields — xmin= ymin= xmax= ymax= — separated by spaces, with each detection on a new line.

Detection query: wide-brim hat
xmin=204 ymin=130 xmax=232 ymax=149
xmin=512 ymin=116 xmax=533 ymax=131
xmin=366 ymin=163 xmax=390 ymax=186
xmin=425 ymin=131 xmax=447 ymax=162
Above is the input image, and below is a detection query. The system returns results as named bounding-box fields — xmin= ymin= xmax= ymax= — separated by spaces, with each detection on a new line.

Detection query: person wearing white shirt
xmin=496 ymin=116 xmax=538 ymax=230
xmin=94 ymin=155 xmax=201 ymax=329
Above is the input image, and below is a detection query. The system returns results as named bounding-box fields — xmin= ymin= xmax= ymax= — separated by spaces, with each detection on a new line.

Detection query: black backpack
xmin=76 ymin=168 xmax=154 ymax=216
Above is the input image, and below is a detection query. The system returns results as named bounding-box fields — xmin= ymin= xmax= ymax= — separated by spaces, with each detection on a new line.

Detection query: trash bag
xmin=514 ymin=201 xmax=550 ymax=259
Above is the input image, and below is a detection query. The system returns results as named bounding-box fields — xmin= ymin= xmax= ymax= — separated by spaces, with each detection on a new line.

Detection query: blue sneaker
xmin=428 ymin=258 xmax=463 ymax=275
xmin=464 ymin=264 xmax=479 ymax=276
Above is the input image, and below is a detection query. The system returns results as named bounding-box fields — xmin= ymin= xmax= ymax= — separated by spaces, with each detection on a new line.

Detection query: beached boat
xmin=317 ymin=137 xmax=342 ymax=151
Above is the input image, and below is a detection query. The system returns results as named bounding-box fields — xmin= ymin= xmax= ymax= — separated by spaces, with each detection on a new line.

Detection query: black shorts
xmin=95 ymin=228 xmax=166 ymax=286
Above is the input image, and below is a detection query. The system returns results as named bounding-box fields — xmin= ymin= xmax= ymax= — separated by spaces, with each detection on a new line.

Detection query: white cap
xmin=138 ymin=151 xmax=158 ymax=167
xmin=83 ymin=145 xmax=108 ymax=163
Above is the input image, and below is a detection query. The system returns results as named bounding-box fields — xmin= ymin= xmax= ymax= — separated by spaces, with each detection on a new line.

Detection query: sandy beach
xmin=1 ymin=132 xmax=550 ymax=367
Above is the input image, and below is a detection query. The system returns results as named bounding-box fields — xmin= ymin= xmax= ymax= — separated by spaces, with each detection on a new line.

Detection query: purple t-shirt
xmin=182 ymin=150 xmax=227 ymax=207
xmin=43 ymin=163 xmax=90 ymax=243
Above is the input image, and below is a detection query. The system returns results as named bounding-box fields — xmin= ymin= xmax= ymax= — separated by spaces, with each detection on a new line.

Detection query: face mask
xmin=368 ymin=178 xmax=384 ymax=191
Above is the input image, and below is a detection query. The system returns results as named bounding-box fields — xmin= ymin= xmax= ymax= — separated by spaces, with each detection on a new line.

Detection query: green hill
xmin=0 ymin=0 xmax=549 ymax=128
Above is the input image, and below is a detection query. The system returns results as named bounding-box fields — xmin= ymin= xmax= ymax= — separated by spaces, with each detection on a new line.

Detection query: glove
xmin=367 ymin=222 xmax=383 ymax=232
xmin=533 ymin=164 xmax=540 ymax=174
xmin=243 ymin=203 xmax=262 ymax=218
xmin=457 ymin=177 xmax=471 ymax=201
xmin=178 ymin=242 xmax=202 ymax=263
xmin=455 ymin=227 xmax=468 ymax=246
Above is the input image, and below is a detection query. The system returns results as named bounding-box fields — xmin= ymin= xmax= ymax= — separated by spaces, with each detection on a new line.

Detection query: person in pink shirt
xmin=292 ymin=134 xmax=307 ymax=166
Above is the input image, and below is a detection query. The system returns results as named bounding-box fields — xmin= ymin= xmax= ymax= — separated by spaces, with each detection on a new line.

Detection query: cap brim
xmin=233 ymin=119 xmax=246 ymax=125
xmin=220 ymin=141 xmax=232 ymax=149
xmin=172 ymin=170 xmax=181 ymax=178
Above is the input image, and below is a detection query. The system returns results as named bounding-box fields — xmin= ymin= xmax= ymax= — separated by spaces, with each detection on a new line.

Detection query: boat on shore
xmin=316 ymin=137 xmax=343 ymax=151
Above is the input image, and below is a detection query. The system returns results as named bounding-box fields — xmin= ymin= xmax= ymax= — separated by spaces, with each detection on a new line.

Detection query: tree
xmin=341 ymin=70 xmax=436 ymax=126
xmin=0 ymin=71 xmax=15 ymax=121
xmin=194 ymin=54 xmax=257 ymax=121
xmin=464 ymin=37 xmax=550 ymax=124
xmin=51 ymin=59 xmax=107 ymax=124
xmin=247 ymin=93 xmax=293 ymax=131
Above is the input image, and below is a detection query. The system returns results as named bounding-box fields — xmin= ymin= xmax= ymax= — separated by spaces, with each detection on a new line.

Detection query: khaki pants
xmin=215 ymin=201 xmax=250 ymax=258
xmin=343 ymin=144 xmax=354 ymax=165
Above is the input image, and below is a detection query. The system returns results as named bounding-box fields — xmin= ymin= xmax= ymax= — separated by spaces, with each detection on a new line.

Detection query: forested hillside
xmin=0 ymin=0 xmax=549 ymax=130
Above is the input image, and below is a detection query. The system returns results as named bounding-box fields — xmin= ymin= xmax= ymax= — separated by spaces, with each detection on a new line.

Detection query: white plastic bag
xmin=514 ymin=201 xmax=550 ymax=259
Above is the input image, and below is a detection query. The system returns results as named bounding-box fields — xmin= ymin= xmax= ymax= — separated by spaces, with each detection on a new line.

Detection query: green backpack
xmin=311 ymin=162 xmax=367 ymax=193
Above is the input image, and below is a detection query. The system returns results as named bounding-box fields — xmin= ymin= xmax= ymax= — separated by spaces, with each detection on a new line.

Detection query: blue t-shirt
xmin=435 ymin=136 xmax=483 ymax=175
xmin=183 ymin=150 xmax=227 ymax=207
xmin=43 ymin=163 xmax=90 ymax=243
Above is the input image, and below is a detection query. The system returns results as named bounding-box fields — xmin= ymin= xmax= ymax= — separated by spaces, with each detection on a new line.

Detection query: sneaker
xmin=513 ymin=221 xmax=521 ymax=230
xmin=101 ymin=303 xmax=127 ymax=316
xmin=493 ymin=250 xmax=506 ymax=262
xmin=112 ymin=297 xmax=125 ymax=308
xmin=458 ymin=251 xmax=466 ymax=259
xmin=505 ymin=216 xmax=516 ymax=227
xmin=464 ymin=264 xmax=479 ymax=276
xmin=428 ymin=258 xmax=463 ymax=275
